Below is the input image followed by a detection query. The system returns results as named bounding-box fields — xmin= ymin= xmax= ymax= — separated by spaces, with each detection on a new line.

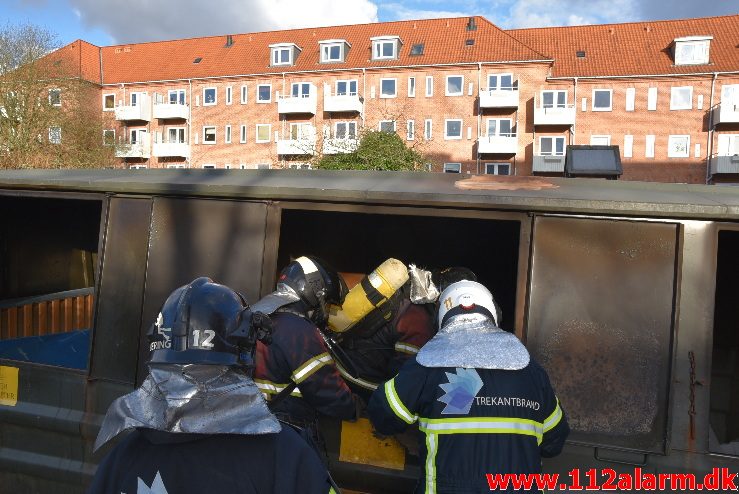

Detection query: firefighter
xmin=251 ymin=256 xmax=357 ymax=426
xmin=89 ymin=277 xmax=338 ymax=494
xmin=368 ymin=280 xmax=569 ymax=494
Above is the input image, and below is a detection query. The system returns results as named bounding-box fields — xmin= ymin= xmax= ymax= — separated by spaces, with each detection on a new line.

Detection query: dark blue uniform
xmin=368 ymin=358 xmax=569 ymax=493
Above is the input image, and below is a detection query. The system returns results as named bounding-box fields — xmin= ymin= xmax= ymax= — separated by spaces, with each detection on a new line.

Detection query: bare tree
xmin=0 ymin=22 xmax=116 ymax=169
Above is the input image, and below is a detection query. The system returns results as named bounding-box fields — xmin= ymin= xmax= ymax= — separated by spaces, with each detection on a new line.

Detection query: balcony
xmin=323 ymin=138 xmax=359 ymax=154
xmin=479 ymin=87 xmax=519 ymax=109
xmin=477 ymin=134 xmax=518 ymax=155
xmin=714 ymin=100 xmax=739 ymax=125
xmin=153 ymin=102 xmax=189 ymax=120
xmin=711 ymin=154 xmax=739 ymax=174
xmin=532 ymin=154 xmax=566 ymax=173
xmin=323 ymin=88 xmax=362 ymax=113
xmin=152 ymin=141 xmax=190 ymax=158
xmin=534 ymin=104 xmax=576 ymax=126
xmin=115 ymin=135 xmax=150 ymax=159
xmin=277 ymin=132 xmax=317 ymax=155
xmin=114 ymin=97 xmax=151 ymax=122
xmin=277 ymin=85 xmax=318 ymax=114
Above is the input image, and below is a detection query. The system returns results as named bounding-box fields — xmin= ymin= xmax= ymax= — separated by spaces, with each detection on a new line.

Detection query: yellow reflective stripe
xmin=328 ymin=488 xmax=337 ymax=494
xmin=394 ymin=342 xmax=420 ymax=355
xmin=292 ymin=352 xmax=333 ymax=384
xmin=543 ymin=398 xmax=563 ymax=433
xmin=419 ymin=417 xmax=543 ymax=445
xmin=335 ymin=361 xmax=378 ymax=391
xmin=384 ymin=378 xmax=417 ymax=424
xmin=254 ymin=379 xmax=302 ymax=397
xmin=425 ymin=432 xmax=438 ymax=494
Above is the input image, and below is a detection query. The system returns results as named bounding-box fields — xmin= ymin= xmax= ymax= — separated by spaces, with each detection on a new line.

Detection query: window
xmin=623 ymin=135 xmax=633 ymax=158
xmin=674 ymin=37 xmax=711 ymax=65
xmin=203 ymin=126 xmax=216 ymax=144
xmin=167 ymin=89 xmax=185 ymax=105
xmin=130 ymin=164 xmax=148 ymax=169
xmin=102 ymin=129 xmax=115 ymax=146
xmin=48 ymin=89 xmax=61 ymax=106
xmin=379 ymin=120 xmax=396 ymax=133
xmin=648 ymin=87 xmax=658 ymax=110
xmin=590 ymin=135 xmax=611 ymax=145
xmin=486 ymin=118 xmax=513 ymax=137
xmin=226 ymin=87 xmax=233 ymax=105
xmin=670 ymin=86 xmax=693 ymax=110
xmin=203 ymin=87 xmax=217 ymax=106
xmin=424 ymin=119 xmax=432 ymax=140
xmin=668 ymin=135 xmax=690 ymax=158
xmin=224 ymin=164 xmax=233 ymax=169
xmin=202 ymin=164 xmax=216 ymax=169
xmin=443 ymin=163 xmax=461 ymax=173
xmin=241 ymin=85 xmax=248 ymax=104
xmin=48 ymin=127 xmax=61 ymax=144
xmin=335 ymin=122 xmax=357 ymax=139
xmin=592 ymin=89 xmax=612 ymax=111
xmin=380 ymin=79 xmax=397 ymax=98
xmin=291 ymin=82 xmax=312 ymax=99
xmin=410 ymin=43 xmax=424 ymax=56
xmin=257 ymin=84 xmax=271 ymax=103
xmin=408 ymin=77 xmax=416 ymax=97
xmin=446 ymin=76 xmax=463 ymax=96
xmin=240 ymin=125 xmax=247 ymax=143
xmin=289 ymin=123 xmax=313 ymax=140
xmin=255 ymin=124 xmax=271 ymax=143
xmin=130 ymin=129 xmax=147 ymax=145
xmin=336 ymin=80 xmax=358 ymax=96
xmin=288 ymin=163 xmax=312 ymax=169
xmin=270 ymin=44 xmax=297 ymax=66
xmin=167 ymin=128 xmax=185 ymax=143
xmin=539 ymin=136 xmax=565 ymax=156
xmin=488 ymin=74 xmax=514 ymax=91
xmin=255 ymin=163 xmax=271 ymax=170
xmin=445 ymin=119 xmax=463 ymax=139
xmin=541 ymin=90 xmax=566 ymax=108
xmin=407 ymin=120 xmax=415 ymax=140
xmin=130 ymin=92 xmax=146 ymax=107
xmin=371 ymin=36 xmax=399 ymax=60
xmin=225 ymin=125 xmax=232 ymax=144
xmin=425 ymin=76 xmax=433 ymax=97
xmin=103 ymin=93 xmax=115 ymax=111
xmin=646 ymin=135 xmax=655 ymax=158
xmin=626 ymin=88 xmax=635 ymax=111
xmin=485 ymin=163 xmax=511 ymax=175
xmin=320 ymin=41 xmax=346 ymax=63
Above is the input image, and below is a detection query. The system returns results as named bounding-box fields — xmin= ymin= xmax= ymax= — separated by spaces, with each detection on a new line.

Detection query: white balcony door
xmin=130 ymin=128 xmax=147 ymax=144
xmin=487 ymin=118 xmax=513 ymax=137
xmin=130 ymin=92 xmax=146 ymax=107
xmin=168 ymin=90 xmax=186 ymax=105
xmin=722 ymin=85 xmax=739 ymax=107
xmin=336 ymin=80 xmax=358 ymax=96
xmin=488 ymin=73 xmax=514 ymax=91
xmin=717 ymin=134 xmax=739 ymax=156
xmin=291 ymin=83 xmax=311 ymax=98
xmin=542 ymin=90 xmax=566 ymax=108
xmin=168 ymin=128 xmax=186 ymax=144
xmin=289 ymin=123 xmax=312 ymax=140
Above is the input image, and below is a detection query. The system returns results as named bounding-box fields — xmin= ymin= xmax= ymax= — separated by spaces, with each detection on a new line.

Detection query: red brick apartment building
xmin=51 ymin=14 xmax=739 ymax=184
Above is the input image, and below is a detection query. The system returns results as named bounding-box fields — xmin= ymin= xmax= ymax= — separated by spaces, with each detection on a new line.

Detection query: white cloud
xmin=499 ymin=0 xmax=637 ymax=28
xmin=380 ymin=2 xmax=472 ymax=20
xmin=68 ymin=0 xmax=379 ymax=44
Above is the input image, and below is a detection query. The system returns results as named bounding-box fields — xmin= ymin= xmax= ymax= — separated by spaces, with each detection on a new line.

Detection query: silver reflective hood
xmin=94 ymin=364 xmax=281 ymax=451
xmin=408 ymin=264 xmax=440 ymax=304
xmin=250 ymin=283 xmax=301 ymax=315
xmin=416 ymin=313 xmax=530 ymax=370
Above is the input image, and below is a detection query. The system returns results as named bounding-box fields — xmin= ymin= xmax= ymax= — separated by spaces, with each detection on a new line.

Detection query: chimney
xmin=467 ymin=17 xmax=477 ymax=31
xmin=225 ymin=35 xmax=234 ymax=47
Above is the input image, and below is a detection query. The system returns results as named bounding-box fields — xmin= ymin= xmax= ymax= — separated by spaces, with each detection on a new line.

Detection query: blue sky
xmin=3 ymin=0 xmax=737 ymax=47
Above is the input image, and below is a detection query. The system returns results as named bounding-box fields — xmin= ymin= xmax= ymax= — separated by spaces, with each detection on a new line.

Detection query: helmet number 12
xmin=192 ymin=329 xmax=216 ymax=349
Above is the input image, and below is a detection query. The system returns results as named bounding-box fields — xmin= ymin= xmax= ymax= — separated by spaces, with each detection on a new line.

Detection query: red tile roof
xmin=508 ymin=15 xmax=739 ymax=78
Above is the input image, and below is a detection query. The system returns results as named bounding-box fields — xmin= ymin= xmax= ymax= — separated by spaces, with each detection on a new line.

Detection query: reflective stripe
xmin=292 ymin=352 xmax=333 ymax=384
xmin=425 ymin=432 xmax=438 ymax=494
xmin=384 ymin=378 xmax=417 ymax=424
xmin=335 ymin=361 xmax=378 ymax=391
xmin=543 ymin=398 xmax=563 ymax=433
xmin=329 ymin=488 xmax=337 ymax=494
xmin=296 ymin=256 xmax=318 ymax=274
xmin=394 ymin=342 xmax=420 ymax=355
xmin=419 ymin=417 xmax=543 ymax=444
xmin=254 ymin=379 xmax=302 ymax=397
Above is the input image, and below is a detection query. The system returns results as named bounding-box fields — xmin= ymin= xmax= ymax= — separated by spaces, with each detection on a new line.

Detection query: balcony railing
xmin=114 ymin=97 xmax=152 ymax=122
xmin=710 ymin=154 xmax=739 ymax=174
xmin=152 ymin=141 xmax=190 ymax=158
xmin=714 ymin=100 xmax=739 ymax=125
xmin=323 ymin=88 xmax=363 ymax=113
xmin=153 ymin=102 xmax=189 ymax=120
xmin=276 ymin=133 xmax=317 ymax=155
xmin=479 ymin=87 xmax=519 ymax=109
xmin=278 ymin=85 xmax=318 ymax=114
xmin=323 ymin=138 xmax=359 ymax=154
xmin=532 ymin=154 xmax=566 ymax=173
xmin=533 ymin=104 xmax=576 ymax=126
xmin=115 ymin=135 xmax=151 ymax=159
xmin=477 ymin=134 xmax=518 ymax=154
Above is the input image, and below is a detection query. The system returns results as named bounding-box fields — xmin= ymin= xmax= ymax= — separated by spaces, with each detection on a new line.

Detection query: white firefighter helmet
xmin=437 ymin=280 xmax=500 ymax=329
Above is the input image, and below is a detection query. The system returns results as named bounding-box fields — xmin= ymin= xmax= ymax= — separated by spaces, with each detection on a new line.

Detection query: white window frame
xmin=226 ymin=86 xmax=233 ymax=105
xmin=224 ymin=164 xmax=233 ymax=169
xmin=378 ymin=120 xmax=396 ymax=133
xmin=48 ymin=126 xmax=61 ymax=144
xmin=255 ymin=124 xmax=271 ymax=143
xmin=425 ymin=76 xmax=433 ymax=97
xmin=48 ymin=88 xmax=61 ymax=107
xmin=407 ymin=120 xmax=415 ymax=140
xmin=166 ymin=127 xmax=186 ymax=144
xmin=257 ymin=84 xmax=272 ymax=103
xmin=424 ymin=119 xmax=432 ymax=141
xmin=443 ymin=163 xmax=461 ymax=173
xmin=202 ymin=164 xmax=217 ymax=169
xmin=444 ymin=119 xmax=463 ymax=140
xmin=667 ymin=135 xmax=690 ymax=158
xmin=270 ymin=45 xmax=295 ymax=66
xmin=648 ymin=87 xmax=658 ymax=111
xmin=625 ymin=88 xmax=635 ymax=111
xmin=670 ymin=86 xmax=693 ymax=110
xmin=167 ymin=164 xmax=189 ymax=169
xmin=320 ymin=41 xmax=345 ymax=63
xmin=102 ymin=129 xmax=115 ymax=146
xmin=240 ymin=124 xmax=247 ymax=143
xmin=203 ymin=87 xmax=217 ymax=106
xmin=130 ymin=164 xmax=148 ymax=170
xmin=255 ymin=163 xmax=271 ymax=170
xmin=336 ymin=79 xmax=358 ymax=96
xmin=484 ymin=162 xmax=511 ymax=175
xmin=225 ymin=125 xmax=232 ymax=144
xmin=168 ymin=89 xmax=186 ymax=105
xmin=541 ymin=90 xmax=567 ymax=108
xmin=487 ymin=73 xmax=514 ymax=91
xmin=592 ymin=89 xmax=612 ymax=111
xmin=674 ymin=38 xmax=711 ymax=66
xmin=408 ymin=77 xmax=416 ymax=97
xmin=590 ymin=135 xmax=611 ymax=146
xmin=334 ymin=121 xmax=357 ymax=140
xmin=240 ymin=85 xmax=248 ymax=104
xmin=130 ymin=92 xmax=146 ymax=107
xmin=623 ymin=135 xmax=633 ymax=158
xmin=486 ymin=118 xmax=514 ymax=137
xmin=539 ymin=136 xmax=565 ymax=156
xmin=646 ymin=135 xmax=656 ymax=158
xmin=103 ymin=93 xmax=115 ymax=111
xmin=291 ymin=82 xmax=312 ymax=99
xmin=371 ymin=36 xmax=399 ymax=60
xmin=379 ymin=78 xmax=397 ymax=98
xmin=203 ymin=126 xmax=217 ymax=144
xmin=445 ymin=75 xmax=464 ymax=97
xmin=130 ymin=128 xmax=147 ymax=145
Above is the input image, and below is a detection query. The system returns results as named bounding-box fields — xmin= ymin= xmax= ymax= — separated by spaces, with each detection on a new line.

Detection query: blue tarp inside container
xmin=0 ymin=329 xmax=90 ymax=369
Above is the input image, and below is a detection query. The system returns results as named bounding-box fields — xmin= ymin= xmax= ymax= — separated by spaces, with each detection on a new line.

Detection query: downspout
xmin=362 ymin=68 xmax=366 ymax=128
xmin=572 ymin=77 xmax=578 ymax=145
xmin=188 ymin=79 xmax=193 ymax=168
xmin=477 ymin=62 xmax=482 ymax=175
xmin=281 ymin=72 xmax=286 ymax=168
xmin=706 ymin=72 xmax=718 ymax=184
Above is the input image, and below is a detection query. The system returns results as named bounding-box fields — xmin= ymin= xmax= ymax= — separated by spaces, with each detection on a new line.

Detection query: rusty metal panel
xmin=137 ymin=197 xmax=268 ymax=382
xmin=527 ymin=216 xmax=678 ymax=453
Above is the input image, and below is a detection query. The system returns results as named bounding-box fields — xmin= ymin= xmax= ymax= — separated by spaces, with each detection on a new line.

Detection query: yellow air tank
xmin=328 ymin=258 xmax=409 ymax=333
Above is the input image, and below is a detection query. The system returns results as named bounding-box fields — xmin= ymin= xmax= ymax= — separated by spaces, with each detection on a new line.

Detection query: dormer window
xmin=320 ymin=39 xmax=350 ymax=63
xmin=674 ymin=36 xmax=711 ymax=66
xmin=270 ymin=43 xmax=300 ymax=66
xmin=371 ymin=36 xmax=401 ymax=60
